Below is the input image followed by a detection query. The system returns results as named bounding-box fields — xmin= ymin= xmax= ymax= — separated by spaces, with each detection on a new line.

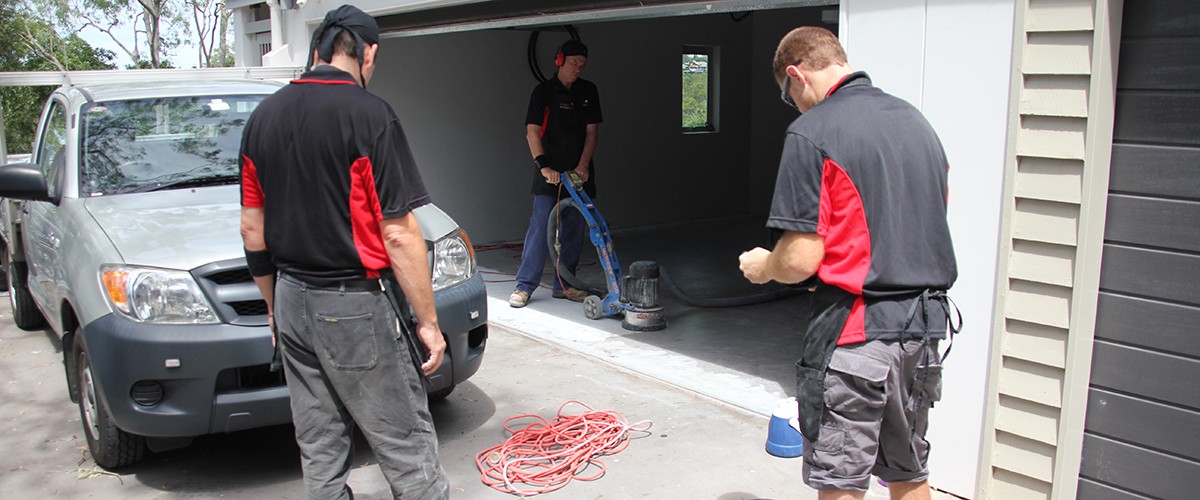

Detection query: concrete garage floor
xmin=475 ymin=215 xmax=810 ymax=417
xmin=0 ymin=291 xmax=865 ymax=499
xmin=0 ymin=217 xmax=949 ymax=499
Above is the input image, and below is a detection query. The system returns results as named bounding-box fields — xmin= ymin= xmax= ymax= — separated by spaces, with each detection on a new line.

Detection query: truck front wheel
xmin=8 ymin=261 xmax=46 ymax=330
xmin=0 ymin=243 xmax=8 ymax=292
xmin=74 ymin=333 xmax=145 ymax=469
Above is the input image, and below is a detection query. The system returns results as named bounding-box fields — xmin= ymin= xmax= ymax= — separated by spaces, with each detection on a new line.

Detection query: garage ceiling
xmin=377 ymin=0 xmax=836 ymax=36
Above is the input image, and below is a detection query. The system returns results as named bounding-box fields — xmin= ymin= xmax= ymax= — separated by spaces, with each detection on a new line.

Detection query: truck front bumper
xmin=81 ymin=314 xmax=290 ymax=438
xmin=80 ymin=271 xmax=488 ymax=438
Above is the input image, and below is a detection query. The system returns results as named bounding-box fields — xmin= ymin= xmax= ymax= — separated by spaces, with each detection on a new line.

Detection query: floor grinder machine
xmin=550 ymin=171 xmax=666 ymax=331
xmin=547 ymin=172 xmax=807 ymax=331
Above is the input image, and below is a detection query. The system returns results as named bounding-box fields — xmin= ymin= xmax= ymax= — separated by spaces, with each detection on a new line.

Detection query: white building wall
xmin=841 ymin=1 xmax=1015 ymax=497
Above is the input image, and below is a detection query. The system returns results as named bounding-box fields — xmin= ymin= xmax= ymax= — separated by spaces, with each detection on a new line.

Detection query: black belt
xmin=280 ymin=273 xmax=382 ymax=292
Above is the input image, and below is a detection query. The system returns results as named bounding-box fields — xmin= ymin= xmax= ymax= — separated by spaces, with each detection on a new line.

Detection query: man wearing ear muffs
xmin=509 ymin=39 xmax=603 ymax=308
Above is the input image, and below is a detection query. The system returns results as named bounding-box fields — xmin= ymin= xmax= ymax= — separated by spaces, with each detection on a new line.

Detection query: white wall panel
xmin=922 ymin=3 xmax=1014 ymax=494
xmin=840 ymin=0 xmax=926 ymax=108
xmin=842 ymin=0 xmax=1016 ymax=496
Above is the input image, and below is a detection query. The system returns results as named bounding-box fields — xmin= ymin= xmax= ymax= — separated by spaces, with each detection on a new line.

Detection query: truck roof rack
xmin=0 ymin=66 xmax=304 ymax=87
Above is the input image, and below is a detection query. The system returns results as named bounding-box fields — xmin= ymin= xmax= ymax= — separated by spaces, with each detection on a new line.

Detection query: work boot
xmin=552 ymin=288 xmax=588 ymax=302
xmin=509 ymin=290 xmax=530 ymax=308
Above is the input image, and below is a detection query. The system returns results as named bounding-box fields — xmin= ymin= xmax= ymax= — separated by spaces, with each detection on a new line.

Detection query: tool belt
xmin=794 ymin=285 xmax=962 ymax=443
xmin=794 ymin=284 xmax=856 ymax=442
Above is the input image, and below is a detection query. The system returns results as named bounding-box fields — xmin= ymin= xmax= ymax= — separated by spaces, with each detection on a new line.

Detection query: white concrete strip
xmin=487 ymin=296 xmax=788 ymax=417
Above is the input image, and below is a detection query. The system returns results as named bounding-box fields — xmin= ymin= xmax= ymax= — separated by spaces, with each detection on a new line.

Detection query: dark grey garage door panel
xmin=1077 ymin=479 xmax=1151 ymax=500
xmin=1116 ymin=39 xmax=1200 ymax=91
xmin=1113 ymin=92 xmax=1200 ymax=147
xmin=1104 ymin=195 xmax=1200 ymax=250
xmin=1098 ymin=245 xmax=1200 ymax=305
xmin=1080 ymin=434 xmax=1200 ymax=500
xmin=1121 ymin=0 xmax=1200 ymax=38
xmin=1085 ymin=388 xmax=1200 ymax=461
xmin=1095 ymin=293 xmax=1200 ymax=358
xmin=1089 ymin=340 xmax=1200 ymax=410
xmin=1109 ymin=144 xmax=1200 ymax=200
xmin=1087 ymin=1 xmax=1200 ymax=496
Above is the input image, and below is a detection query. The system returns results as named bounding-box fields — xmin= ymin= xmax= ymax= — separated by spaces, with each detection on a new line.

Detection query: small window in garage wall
xmin=682 ymin=46 xmax=717 ymax=132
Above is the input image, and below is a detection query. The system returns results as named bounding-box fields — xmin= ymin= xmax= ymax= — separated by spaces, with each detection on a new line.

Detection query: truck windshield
xmin=80 ymin=95 xmax=265 ymax=196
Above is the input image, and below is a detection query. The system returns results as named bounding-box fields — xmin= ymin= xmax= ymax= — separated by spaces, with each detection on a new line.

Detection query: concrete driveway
xmin=0 ymin=294 xmax=889 ymax=499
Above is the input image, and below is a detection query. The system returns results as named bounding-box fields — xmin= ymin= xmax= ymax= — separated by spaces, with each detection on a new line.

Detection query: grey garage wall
xmin=371 ymin=6 xmax=829 ymax=244
xmin=1079 ymin=0 xmax=1200 ymax=498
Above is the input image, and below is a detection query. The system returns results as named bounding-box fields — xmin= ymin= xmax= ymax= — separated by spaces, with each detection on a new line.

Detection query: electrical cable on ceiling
xmin=475 ymin=400 xmax=653 ymax=496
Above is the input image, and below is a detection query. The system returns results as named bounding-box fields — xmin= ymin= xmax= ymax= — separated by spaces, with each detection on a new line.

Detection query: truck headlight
xmin=100 ymin=265 xmax=219 ymax=324
xmin=431 ymin=230 xmax=475 ymax=291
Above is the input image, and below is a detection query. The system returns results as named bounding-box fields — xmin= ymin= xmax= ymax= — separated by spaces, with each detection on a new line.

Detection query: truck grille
xmin=205 ymin=268 xmax=253 ymax=285
xmin=191 ymin=259 xmax=268 ymax=326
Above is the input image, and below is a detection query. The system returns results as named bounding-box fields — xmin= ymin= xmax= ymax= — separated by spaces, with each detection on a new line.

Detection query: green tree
xmin=682 ymin=72 xmax=709 ymax=129
xmin=188 ymin=0 xmax=234 ymax=68
xmin=1 ymin=2 xmax=115 ymax=154
xmin=32 ymin=0 xmax=188 ymax=69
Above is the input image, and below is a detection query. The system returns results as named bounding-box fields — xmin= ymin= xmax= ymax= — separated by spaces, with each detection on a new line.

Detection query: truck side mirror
xmin=0 ymin=163 xmax=51 ymax=202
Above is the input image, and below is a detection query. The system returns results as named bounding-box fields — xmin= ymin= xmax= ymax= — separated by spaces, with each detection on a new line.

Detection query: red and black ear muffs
xmin=555 ymin=49 xmax=565 ymax=67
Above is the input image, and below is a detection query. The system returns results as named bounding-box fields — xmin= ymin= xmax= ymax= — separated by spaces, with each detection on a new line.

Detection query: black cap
xmin=307 ymin=4 xmax=380 ymax=71
xmin=559 ymin=40 xmax=588 ymax=59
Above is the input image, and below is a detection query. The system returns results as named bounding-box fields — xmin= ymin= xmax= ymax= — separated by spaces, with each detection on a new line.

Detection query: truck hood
xmin=84 ymin=186 xmax=245 ymax=270
xmin=84 ymin=186 xmax=463 ymax=271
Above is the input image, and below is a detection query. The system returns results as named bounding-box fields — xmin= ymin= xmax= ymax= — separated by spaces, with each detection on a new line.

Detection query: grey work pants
xmin=276 ymin=276 xmax=448 ymax=500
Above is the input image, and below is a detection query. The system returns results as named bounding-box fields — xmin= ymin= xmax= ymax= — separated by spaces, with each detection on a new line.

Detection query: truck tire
xmin=8 ymin=261 xmax=46 ymax=330
xmin=75 ymin=333 xmax=145 ymax=469
xmin=0 ymin=245 xmax=8 ymax=292
xmin=428 ymin=384 xmax=455 ymax=401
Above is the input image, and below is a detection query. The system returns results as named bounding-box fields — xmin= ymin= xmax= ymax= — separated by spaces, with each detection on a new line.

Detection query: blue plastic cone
xmin=765 ymin=397 xmax=804 ymax=458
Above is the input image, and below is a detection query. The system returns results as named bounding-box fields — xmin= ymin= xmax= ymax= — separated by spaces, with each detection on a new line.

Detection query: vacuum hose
xmin=546 ymin=198 xmax=807 ymax=308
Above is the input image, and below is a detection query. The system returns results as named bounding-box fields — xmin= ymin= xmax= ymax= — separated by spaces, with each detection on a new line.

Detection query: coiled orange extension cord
xmin=475 ymin=400 xmax=654 ymax=496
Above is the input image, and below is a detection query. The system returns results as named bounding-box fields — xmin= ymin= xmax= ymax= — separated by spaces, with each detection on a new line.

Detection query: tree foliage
xmin=188 ymin=0 xmax=233 ymax=68
xmin=30 ymin=0 xmax=188 ymax=69
xmin=1 ymin=2 xmax=115 ymax=154
xmin=682 ymin=72 xmax=709 ymax=129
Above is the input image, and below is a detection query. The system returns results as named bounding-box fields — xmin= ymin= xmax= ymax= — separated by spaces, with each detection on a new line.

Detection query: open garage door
xmin=360 ymin=1 xmax=1010 ymax=497
xmin=377 ymin=0 xmax=836 ymax=36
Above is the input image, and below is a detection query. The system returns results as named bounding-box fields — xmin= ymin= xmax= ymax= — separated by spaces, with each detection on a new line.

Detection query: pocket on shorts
xmin=314 ymin=312 xmax=379 ymax=371
xmin=908 ymin=364 xmax=943 ymax=412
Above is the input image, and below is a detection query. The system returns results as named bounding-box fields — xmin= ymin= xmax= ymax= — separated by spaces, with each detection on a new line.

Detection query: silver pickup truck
xmin=0 ymin=79 xmax=487 ymax=469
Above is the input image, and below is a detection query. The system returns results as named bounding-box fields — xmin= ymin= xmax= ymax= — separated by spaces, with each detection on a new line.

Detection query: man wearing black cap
xmin=509 ymin=39 xmax=603 ymax=308
xmin=239 ymin=5 xmax=449 ymax=499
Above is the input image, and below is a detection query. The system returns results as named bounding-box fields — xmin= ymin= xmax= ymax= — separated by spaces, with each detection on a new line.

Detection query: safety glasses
xmin=779 ymin=60 xmax=803 ymax=111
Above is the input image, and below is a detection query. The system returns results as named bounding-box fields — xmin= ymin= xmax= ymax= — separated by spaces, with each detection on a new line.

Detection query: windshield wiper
xmin=130 ymin=174 xmax=241 ymax=193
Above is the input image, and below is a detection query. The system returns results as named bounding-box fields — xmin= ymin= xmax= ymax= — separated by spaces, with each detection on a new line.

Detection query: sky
xmin=76 ymin=19 xmax=205 ymax=69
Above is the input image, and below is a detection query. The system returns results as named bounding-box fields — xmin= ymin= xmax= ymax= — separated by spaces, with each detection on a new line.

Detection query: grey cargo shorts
xmin=802 ymin=338 xmax=943 ymax=491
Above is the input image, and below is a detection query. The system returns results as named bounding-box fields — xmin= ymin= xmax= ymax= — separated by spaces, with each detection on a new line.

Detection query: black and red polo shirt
xmin=768 ymin=71 xmax=957 ymax=345
xmin=240 ymin=66 xmax=430 ymax=285
xmin=524 ymin=76 xmax=603 ymax=198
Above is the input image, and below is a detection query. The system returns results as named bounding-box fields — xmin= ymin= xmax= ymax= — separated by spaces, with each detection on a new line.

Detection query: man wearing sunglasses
xmin=740 ymin=26 xmax=958 ymax=500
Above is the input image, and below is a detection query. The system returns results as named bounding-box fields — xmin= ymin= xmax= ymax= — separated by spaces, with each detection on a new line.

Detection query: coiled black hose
xmin=527 ymin=26 xmax=581 ymax=83
xmin=546 ymin=198 xmax=806 ymax=308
